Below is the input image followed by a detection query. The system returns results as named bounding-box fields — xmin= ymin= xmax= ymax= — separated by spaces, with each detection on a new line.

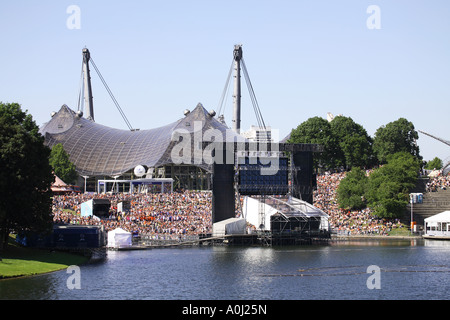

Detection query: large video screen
xmin=238 ymin=157 xmax=289 ymax=195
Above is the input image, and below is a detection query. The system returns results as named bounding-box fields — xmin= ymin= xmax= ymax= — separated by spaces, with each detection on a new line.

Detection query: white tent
xmin=107 ymin=228 xmax=132 ymax=248
xmin=213 ymin=218 xmax=247 ymax=237
xmin=424 ymin=211 xmax=450 ymax=237
xmin=243 ymin=197 xmax=278 ymax=231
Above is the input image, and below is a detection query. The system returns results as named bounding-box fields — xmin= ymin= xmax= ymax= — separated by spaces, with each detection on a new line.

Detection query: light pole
xmin=82 ymin=175 xmax=89 ymax=194
xmin=410 ymin=194 xmax=414 ymax=234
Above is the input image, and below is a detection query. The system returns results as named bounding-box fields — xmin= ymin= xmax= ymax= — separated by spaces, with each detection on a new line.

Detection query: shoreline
xmin=0 ymin=254 xmax=90 ymax=281
xmin=0 ymin=240 xmax=90 ymax=281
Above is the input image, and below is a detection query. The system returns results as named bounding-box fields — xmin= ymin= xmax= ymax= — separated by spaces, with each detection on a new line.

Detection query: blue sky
xmin=1 ymin=1 xmax=450 ymax=162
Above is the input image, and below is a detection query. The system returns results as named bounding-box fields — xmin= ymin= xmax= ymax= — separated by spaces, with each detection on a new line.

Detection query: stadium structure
xmin=40 ymin=46 xmax=330 ymax=244
xmin=41 ymin=101 xmax=230 ymax=192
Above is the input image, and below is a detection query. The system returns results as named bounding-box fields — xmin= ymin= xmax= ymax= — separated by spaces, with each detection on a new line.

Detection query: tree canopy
xmin=289 ymin=116 xmax=374 ymax=170
xmin=49 ymin=143 xmax=77 ymax=185
xmin=288 ymin=116 xmax=340 ymax=170
xmin=336 ymin=167 xmax=368 ymax=210
xmin=0 ymin=102 xmax=54 ymax=250
xmin=289 ymin=115 xmax=421 ymax=171
xmin=424 ymin=157 xmax=443 ymax=170
xmin=329 ymin=116 xmax=374 ymax=169
xmin=337 ymin=152 xmax=421 ymax=218
xmin=289 ymin=115 xmax=426 ymax=219
xmin=372 ymin=118 xmax=421 ymax=164
xmin=366 ymin=152 xmax=420 ymax=218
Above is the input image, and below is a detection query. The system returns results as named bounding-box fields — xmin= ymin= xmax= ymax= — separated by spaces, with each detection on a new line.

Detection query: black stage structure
xmin=210 ymin=141 xmax=329 ymax=245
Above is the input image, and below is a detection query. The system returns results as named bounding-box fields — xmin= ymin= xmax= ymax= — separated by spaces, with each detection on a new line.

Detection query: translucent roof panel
xmin=41 ymin=103 xmax=240 ymax=177
xmin=263 ymin=196 xmax=328 ymax=218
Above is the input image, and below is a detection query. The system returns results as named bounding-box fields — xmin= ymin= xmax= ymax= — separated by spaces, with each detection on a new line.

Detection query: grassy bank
xmin=388 ymin=227 xmax=414 ymax=237
xmin=0 ymin=235 xmax=89 ymax=279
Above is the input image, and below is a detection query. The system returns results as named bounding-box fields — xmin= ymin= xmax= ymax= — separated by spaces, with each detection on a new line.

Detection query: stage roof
xmin=242 ymin=195 xmax=329 ymax=232
xmin=264 ymin=196 xmax=329 ymax=219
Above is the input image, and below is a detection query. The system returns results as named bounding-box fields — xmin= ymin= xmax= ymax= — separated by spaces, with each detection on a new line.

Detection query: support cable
xmin=77 ymin=60 xmax=84 ymax=112
xmin=89 ymin=57 xmax=134 ymax=131
xmin=217 ymin=58 xmax=234 ymax=119
xmin=241 ymin=58 xmax=267 ymax=131
xmin=218 ymin=50 xmax=268 ymax=134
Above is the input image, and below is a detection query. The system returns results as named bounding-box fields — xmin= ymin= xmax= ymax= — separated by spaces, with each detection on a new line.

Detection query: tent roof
xmin=40 ymin=103 xmax=240 ymax=177
xmin=108 ymin=227 xmax=131 ymax=235
xmin=424 ymin=211 xmax=450 ymax=222
xmin=213 ymin=217 xmax=245 ymax=226
xmin=51 ymin=174 xmax=76 ymax=193
xmin=52 ymin=175 xmax=67 ymax=187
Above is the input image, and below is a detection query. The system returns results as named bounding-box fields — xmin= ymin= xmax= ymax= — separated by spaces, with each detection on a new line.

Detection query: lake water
xmin=0 ymin=238 xmax=449 ymax=301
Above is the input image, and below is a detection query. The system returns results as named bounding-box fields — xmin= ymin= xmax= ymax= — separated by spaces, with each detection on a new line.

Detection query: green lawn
xmin=0 ymin=236 xmax=88 ymax=279
xmin=388 ymin=227 xmax=414 ymax=237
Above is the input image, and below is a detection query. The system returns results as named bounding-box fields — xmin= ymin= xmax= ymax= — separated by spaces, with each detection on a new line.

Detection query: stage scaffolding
xmin=243 ymin=195 xmax=330 ymax=245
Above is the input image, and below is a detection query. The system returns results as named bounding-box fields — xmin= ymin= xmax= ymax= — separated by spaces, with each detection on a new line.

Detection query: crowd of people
xmin=313 ymin=171 xmax=403 ymax=235
xmin=52 ymin=169 xmax=417 ymax=238
xmin=52 ymin=191 xmax=213 ymax=237
xmin=425 ymin=170 xmax=450 ymax=192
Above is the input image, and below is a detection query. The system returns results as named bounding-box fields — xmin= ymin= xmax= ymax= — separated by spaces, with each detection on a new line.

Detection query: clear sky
xmin=1 ymin=1 xmax=450 ymax=162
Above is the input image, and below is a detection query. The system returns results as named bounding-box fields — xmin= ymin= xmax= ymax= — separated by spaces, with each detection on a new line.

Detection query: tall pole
xmin=82 ymin=175 xmax=89 ymax=193
xmin=411 ymin=200 xmax=414 ymax=233
xmin=232 ymin=44 xmax=242 ymax=134
xmin=82 ymin=48 xmax=95 ymax=121
xmin=290 ymin=152 xmax=294 ymax=197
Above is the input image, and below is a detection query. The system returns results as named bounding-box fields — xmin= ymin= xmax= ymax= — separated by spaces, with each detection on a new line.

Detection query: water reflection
xmin=330 ymin=238 xmax=422 ymax=247
xmin=424 ymin=239 xmax=450 ymax=247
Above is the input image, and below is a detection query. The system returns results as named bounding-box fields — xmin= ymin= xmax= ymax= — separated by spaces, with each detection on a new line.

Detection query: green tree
xmin=49 ymin=143 xmax=77 ymax=184
xmin=424 ymin=157 xmax=443 ymax=170
xmin=382 ymin=152 xmax=422 ymax=187
xmin=337 ymin=167 xmax=368 ymax=210
xmin=330 ymin=116 xmax=374 ymax=169
xmin=288 ymin=116 xmax=340 ymax=170
xmin=0 ymin=103 xmax=54 ymax=251
xmin=373 ymin=118 xmax=421 ymax=164
xmin=365 ymin=152 xmax=420 ymax=218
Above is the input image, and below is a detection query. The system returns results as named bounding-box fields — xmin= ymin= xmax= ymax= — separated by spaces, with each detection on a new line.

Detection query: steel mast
xmin=232 ymin=44 xmax=242 ymax=134
xmin=82 ymin=48 xmax=94 ymax=121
